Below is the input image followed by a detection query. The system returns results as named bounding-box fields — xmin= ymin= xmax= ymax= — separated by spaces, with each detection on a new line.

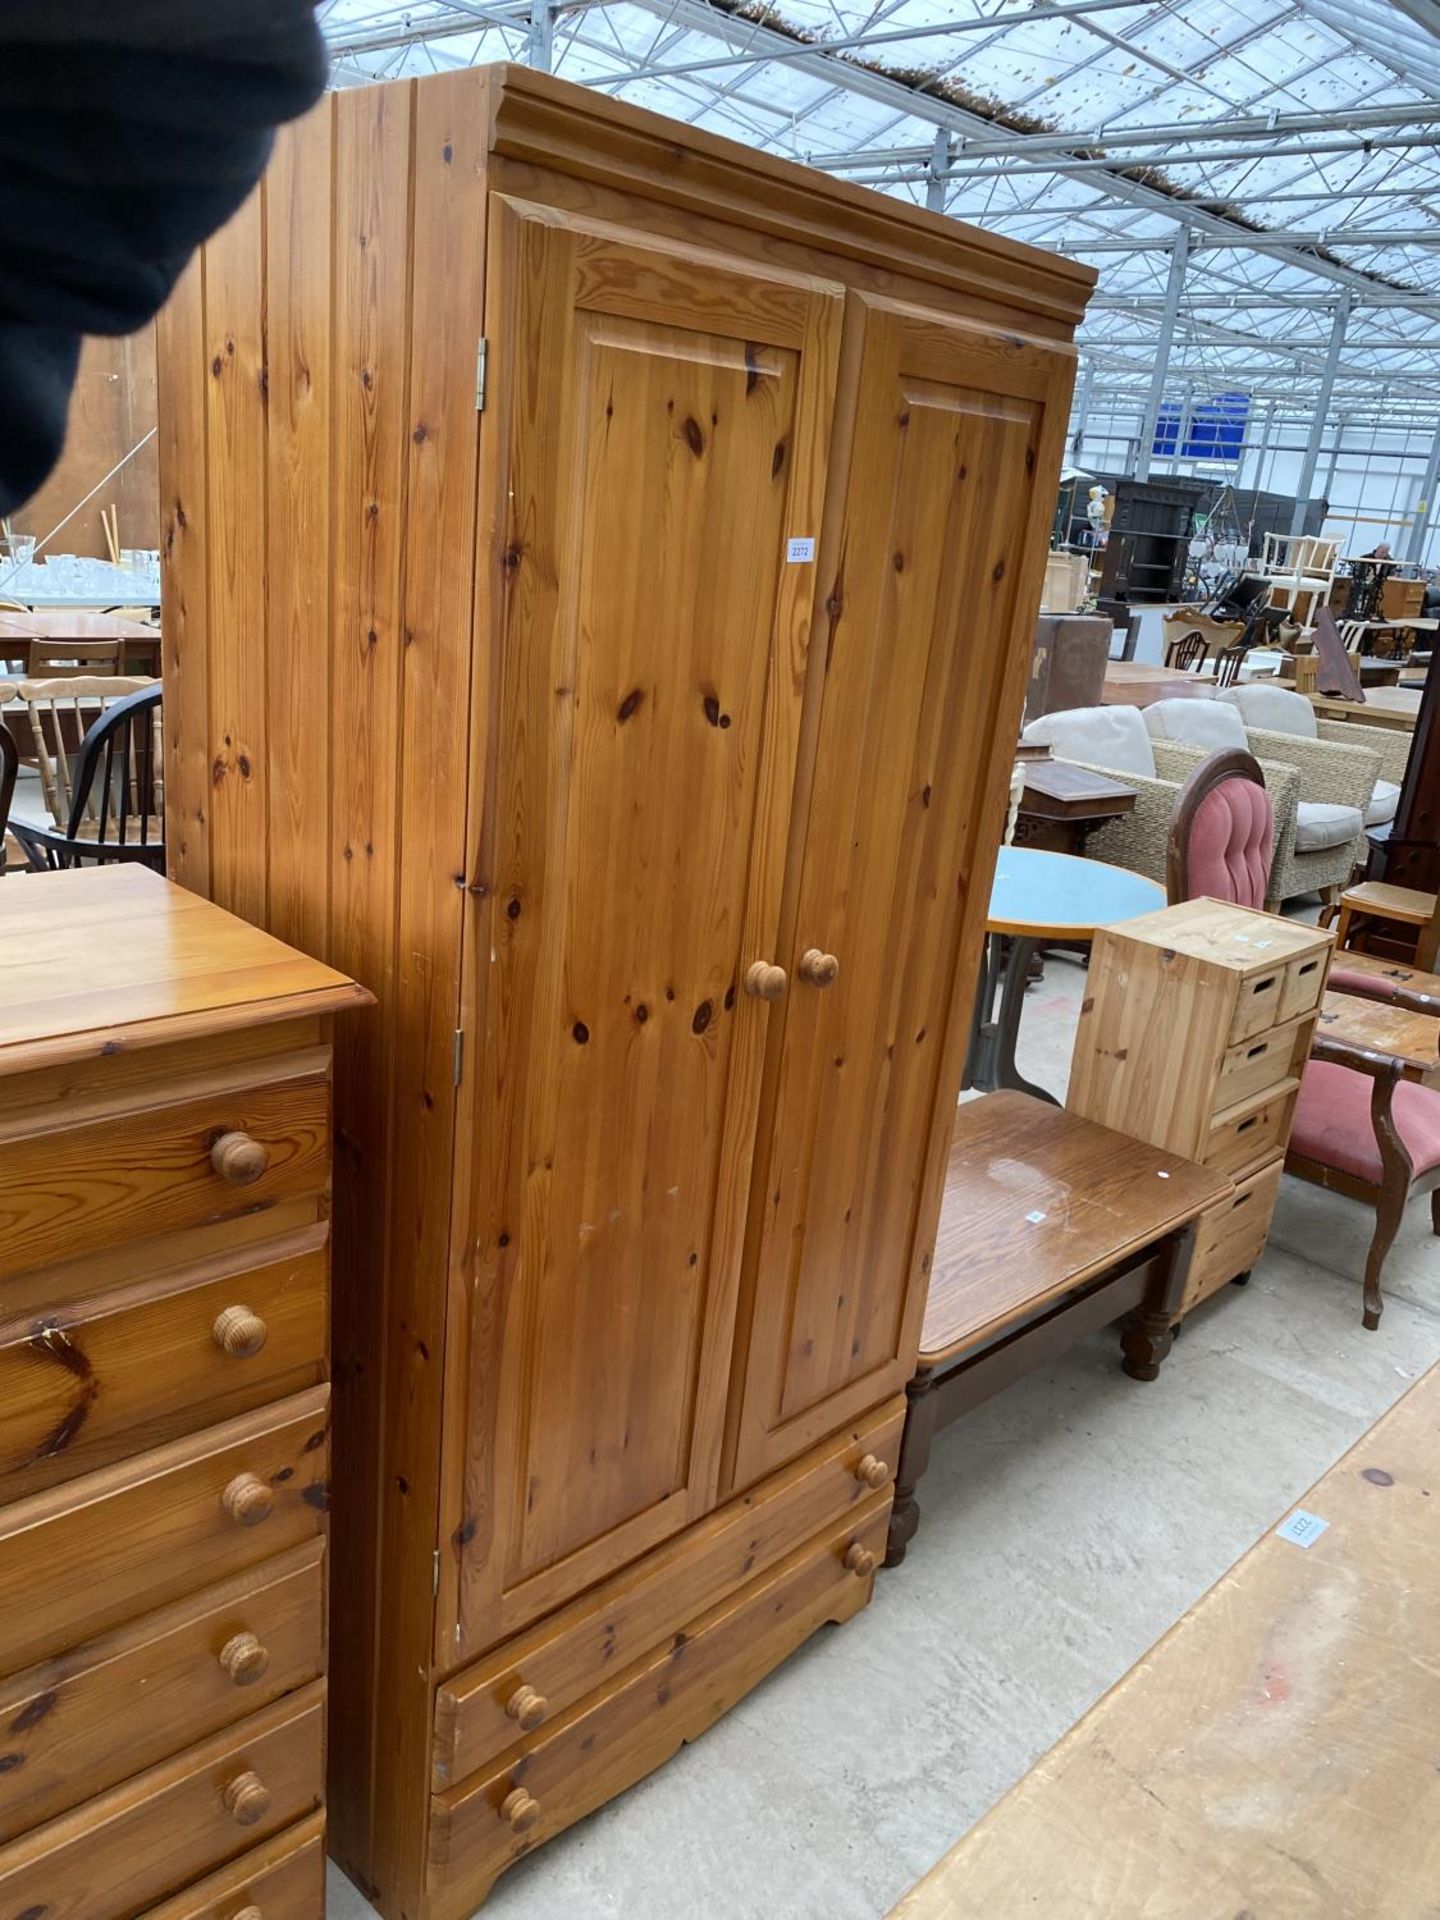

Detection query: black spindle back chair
xmin=10 ymin=682 xmax=164 ymax=872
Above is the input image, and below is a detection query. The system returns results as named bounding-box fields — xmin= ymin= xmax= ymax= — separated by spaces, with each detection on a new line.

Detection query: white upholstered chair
xmin=1261 ymin=534 xmax=1340 ymax=626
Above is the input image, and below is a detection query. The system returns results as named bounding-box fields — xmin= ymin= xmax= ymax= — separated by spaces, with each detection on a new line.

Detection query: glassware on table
xmin=0 ymin=534 xmax=36 ymax=570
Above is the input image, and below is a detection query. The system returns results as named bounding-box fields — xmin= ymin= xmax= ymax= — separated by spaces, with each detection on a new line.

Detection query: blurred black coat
xmin=0 ymin=1 xmax=326 ymax=515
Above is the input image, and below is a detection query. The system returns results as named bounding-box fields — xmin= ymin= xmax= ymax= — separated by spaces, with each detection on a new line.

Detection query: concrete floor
xmin=327 ymin=944 xmax=1440 ymax=1920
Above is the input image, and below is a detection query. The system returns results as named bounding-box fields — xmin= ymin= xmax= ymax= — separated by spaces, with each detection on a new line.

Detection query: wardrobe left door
xmin=443 ymin=196 xmax=843 ymax=1663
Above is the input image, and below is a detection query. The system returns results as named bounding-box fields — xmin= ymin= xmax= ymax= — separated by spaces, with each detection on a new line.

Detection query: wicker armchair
xmin=1019 ymin=705 xmax=1300 ymax=898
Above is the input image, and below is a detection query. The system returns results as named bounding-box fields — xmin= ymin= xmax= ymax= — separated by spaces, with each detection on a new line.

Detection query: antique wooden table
xmin=1014 ymin=759 xmax=1137 ymax=856
xmin=1314 ymin=987 xmax=1440 ymax=1087
xmin=885 ymin=1092 xmax=1230 ymax=1566
xmin=966 ymin=847 xmax=1166 ymax=1105
xmin=1102 ymin=659 xmax=1217 ymax=706
xmin=891 ymin=1362 xmax=1440 ymax=1920
xmin=1309 ymin=685 xmax=1422 ymax=732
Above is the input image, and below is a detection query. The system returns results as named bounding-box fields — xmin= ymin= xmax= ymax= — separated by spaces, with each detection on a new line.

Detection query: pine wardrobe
xmin=155 ymin=63 xmax=1093 ymax=1917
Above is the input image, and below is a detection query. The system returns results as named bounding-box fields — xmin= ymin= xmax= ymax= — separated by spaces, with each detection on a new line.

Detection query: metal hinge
xmin=453 ymin=1028 xmax=464 ymax=1086
xmin=432 ymin=1549 xmax=441 ymax=1596
xmin=475 ymin=337 xmax=488 ymax=412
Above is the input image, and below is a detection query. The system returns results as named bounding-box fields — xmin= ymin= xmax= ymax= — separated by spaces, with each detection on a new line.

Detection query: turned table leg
xmin=1121 ymin=1223 xmax=1195 ymax=1382
xmin=885 ymin=1369 xmax=939 ymax=1568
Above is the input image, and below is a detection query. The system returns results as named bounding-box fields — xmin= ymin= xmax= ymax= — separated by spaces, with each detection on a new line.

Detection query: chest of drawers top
xmin=0 ymin=866 xmax=366 ymax=1076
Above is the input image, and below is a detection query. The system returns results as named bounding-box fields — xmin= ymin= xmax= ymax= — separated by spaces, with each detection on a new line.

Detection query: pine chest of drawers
xmin=1067 ymin=899 xmax=1332 ymax=1317
xmin=0 ymin=866 xmax=366 ymax=1918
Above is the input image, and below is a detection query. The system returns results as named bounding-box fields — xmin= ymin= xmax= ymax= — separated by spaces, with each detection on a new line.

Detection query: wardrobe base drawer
xmin=0 ymin=1683 xmax=325 ymax=1920
xmin=428 ymin=1499 xmax=888 ymax=1918
xmin=1179 ymin=1157 xmax=1284 ymax=1315
xmin=142 ymin=1811 xmax=326 ymax=1920
xmin=433 ymin=1398 xmax=903 ymax=1786
xmin=0 ymin=1541 xmax=325 ymax=1842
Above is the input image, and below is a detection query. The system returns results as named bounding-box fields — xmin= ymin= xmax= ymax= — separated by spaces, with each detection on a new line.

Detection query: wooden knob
xmin=501 ymin=1786 xmax=540 ymax=1833
xmin=213 ymin=1305 xmax=268 ymax=1358
xmin=219 ymin=1631 xmax=270 ymax=1686
xmin=744 ymin=962 xmax=788 ymax=1003
xmin=505 ymin=1684 xmax=548 ymax=1731
xmin=221 ymin=1473 xmax=274 ymax=1528
xmin=855 ymin=1453 xmax=890 ymax=1491
xmin=211 ymin=1131 xmax=269 ymax=1187
xmin=799 ymin=949 xmax=840 ymax=988
xmin=233 ymin=1909 xmax=263 ymax=1920
xmin=223 ymin=1770 xmax=272 ymax=1827
xmin=844 ymin=1541 xmax=876 ymax=1578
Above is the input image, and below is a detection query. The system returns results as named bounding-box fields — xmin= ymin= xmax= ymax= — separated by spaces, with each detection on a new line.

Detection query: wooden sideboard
xmin=1068 ymin=899 xmax=1332 ymax=1322
xmin=0 ymin=866 xmax=366 ymax=1916
xmin=154 ymin=62 xmax=1094 ymax=1917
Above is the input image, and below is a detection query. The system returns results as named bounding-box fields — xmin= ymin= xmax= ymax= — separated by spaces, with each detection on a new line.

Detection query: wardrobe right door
xmin=728 ymin=293 xmax=1075 ymax=1491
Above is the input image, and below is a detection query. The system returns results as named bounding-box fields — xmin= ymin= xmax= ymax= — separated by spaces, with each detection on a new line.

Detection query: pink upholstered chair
xmin=1288 ymin=972 xmax=1440 ymax=1329
xmin=1165 ymin=749 xmax=1273 ymax=908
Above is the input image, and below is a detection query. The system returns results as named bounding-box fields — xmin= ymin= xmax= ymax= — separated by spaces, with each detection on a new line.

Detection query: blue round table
xmin=967 ymin=846 xmax=1166 ymax=1104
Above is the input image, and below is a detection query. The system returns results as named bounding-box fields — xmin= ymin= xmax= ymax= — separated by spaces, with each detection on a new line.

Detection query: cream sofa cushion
xmin=1364 ymin=779 xmax=1401 ymax=828
xmin=1221 ymin=683 xmax=1319 ymax=737
xmin=1020 ymin=705 xmax=1156 ymax=779
xmin=1143 ymin=698 xmax=1247 ymax=751
xmin=1294 ymin=800 xmax=1363 ymax=852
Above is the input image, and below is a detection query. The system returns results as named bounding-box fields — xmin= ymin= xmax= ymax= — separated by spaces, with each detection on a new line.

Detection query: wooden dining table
xmin=1308 ymin=685 xmax=1422 ymax=732
xmin=1101 ymin=660 xmax=1217 ymax=706
xmin=0 ymin=611 xmax=161 ymax=678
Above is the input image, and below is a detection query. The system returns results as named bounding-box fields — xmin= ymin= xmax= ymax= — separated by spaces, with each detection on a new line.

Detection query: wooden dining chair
xmin=1288 ymin=974 xmax=1440 ymax=1329
xmin=1164 ymin=629 xmax=1208 ymax=673
xmin=25 ymin=638 xmax=125 ymax=678
xmin=1166 ymin=749 xmax=1273 ymax=909
xmin=1213 ymin=643 xmax=1248 ymax=689
xmin=10 ymin=674 xmax=158 ymax=842
xmin=9 ymin=682 xmax=164 ymax=872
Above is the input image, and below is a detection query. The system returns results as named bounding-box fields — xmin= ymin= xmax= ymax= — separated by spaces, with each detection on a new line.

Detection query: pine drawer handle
xmin=501 ymin=1786 xmax=540 ymax=1833
xmin=219 ymin=1631 xmax=270 ymax=1686
xmin=223 ymin=1770 xmax=272 ymax=1827
xmin=844 ymin=1541 xmax=876 ymax=1578
xmin=213 ymin=1305 xmax=269 ymax=1358
xmin=234 ymin=1909 xmax=263 ymax=1920
xmin=222 ymin=1473 xmax=274 ymax=1528
xmin=855 ymin=1453 xmax=890 ymax=1490
xmin=212 ymin=1131 xmax=270 ymax=1187
xmin=505 ymin=1684 xmax=548 ymax=1731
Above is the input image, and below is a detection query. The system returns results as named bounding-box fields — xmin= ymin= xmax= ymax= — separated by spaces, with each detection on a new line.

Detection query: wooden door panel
xmin=731 ymin=299 xmax=1074 ymax=1487
xmin=448 ymin=200 xmax=842 ymax=1656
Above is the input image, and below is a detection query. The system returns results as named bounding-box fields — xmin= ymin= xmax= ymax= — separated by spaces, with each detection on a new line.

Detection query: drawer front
xmin=1180 ymin=1157 xmax=1284 ymax=1314
xmin=0 ymin=1542 xmax=324 ymax=1841
xmin=1214 ymin=1019 xmax=1310 ymax=1117
xmin=1226 ymin=959 xmax=1298 ymax=1043
xmin=429 ymin=1500 xmax=889 ymax=1908
xmin=0 ymin=1066 xmax=331 ymax=1281
xmin=433 ymin=1398 xmax=904 ymax=1787
xmin=1204 ymin=1082 xmax=1299 ymax=1180
xmin=0 ymin=1231 xmax=328 ymax=1501
xmin=141 ymin=1811 xmax=326 ymax=1920
xmin=1276 ymin=947 xmax=1328 ymax=1026
xmin=0 ymin=1387 xmax=328 ymax=1679
xmin=0 ymin=1685 xmax=324 ymax=1920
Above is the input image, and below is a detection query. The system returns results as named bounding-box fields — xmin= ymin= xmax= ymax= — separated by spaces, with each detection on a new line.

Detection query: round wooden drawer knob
xmin=799 ymin=948 xmax=840 ymax=989
xmin=221 ymin=1473 xmax=274 ymax=1528
xmin=844 ymin=1541 xmax=876 ymax=1579
xmin=855 ymin=1453 xmax=890 ymax=1491
xmin=219 ymin=1631 xmax=270 ymax=1686
xmin=233 ymin=1908 xmax=263 ymax=1920
xmin=501 ymin=1786 xmax=540 ymax=1833
xmin=211 ymin=1131 xmax=270 ymax=1187
xmin=505 ymin=1684 xmax=548 ymax=1731
xmin=223 ymin=1770 xmax=272 ymax=1827
xmin=744 ymin=962 xmax=788 ymax=1003
xmin=213 ymin=1305 xmax=269 ymax=1358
